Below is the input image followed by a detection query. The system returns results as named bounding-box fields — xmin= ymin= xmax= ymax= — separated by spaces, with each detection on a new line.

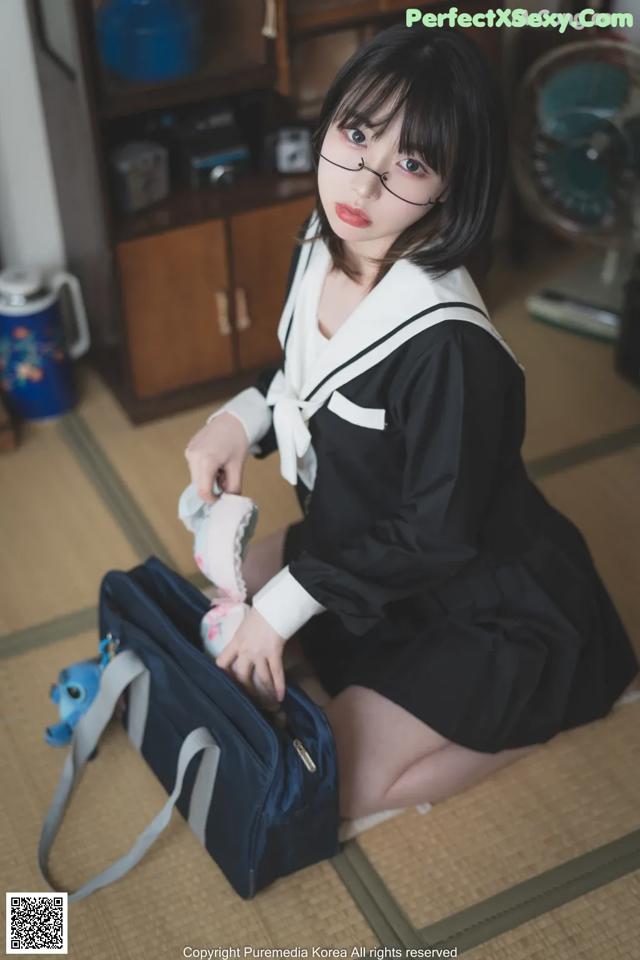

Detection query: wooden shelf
xmin=28 ymin=0 xmax=508 ymax=425
xmin=82 ymin=0 xmax=279 ymax=119
xmin=113 ymin=172 xmax=316 ymax=243
xmin=288 ymin=0 xmax=444 ymax=38
xmin=289 ymin=1 xmax=380 ymax=37
xmin=98 ymin=63 xmax=276 ymax=120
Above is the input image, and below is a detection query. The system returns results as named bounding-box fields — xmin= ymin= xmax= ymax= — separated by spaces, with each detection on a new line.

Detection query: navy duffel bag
xmin=38 ymin=556 xmax=341 ymax=901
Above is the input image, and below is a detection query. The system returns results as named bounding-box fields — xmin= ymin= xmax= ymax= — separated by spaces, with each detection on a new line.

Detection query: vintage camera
xmin=263 ymin=126 xmax=314 ymax=175
xmin=174 ymin=106 xmax=251 ymax=189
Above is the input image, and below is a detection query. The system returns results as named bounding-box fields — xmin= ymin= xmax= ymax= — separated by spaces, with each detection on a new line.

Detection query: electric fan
xmin=510 ymin=37 xmax=640 ymax=343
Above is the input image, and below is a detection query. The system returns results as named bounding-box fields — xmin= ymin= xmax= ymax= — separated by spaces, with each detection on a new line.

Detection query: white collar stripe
xmin=269 ymin=210 xmax=524 ymax=459
xmin=304 ymin=300 xmax=491 ymax=401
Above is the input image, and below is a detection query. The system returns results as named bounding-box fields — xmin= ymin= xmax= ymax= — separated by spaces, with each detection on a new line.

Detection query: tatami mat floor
xmin=1 ymin=232 xmax=639 ymax=957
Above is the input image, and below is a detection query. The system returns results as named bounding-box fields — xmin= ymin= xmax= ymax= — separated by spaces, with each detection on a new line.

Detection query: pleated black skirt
xmin=283 ymin=520 xmax=639 ymax=754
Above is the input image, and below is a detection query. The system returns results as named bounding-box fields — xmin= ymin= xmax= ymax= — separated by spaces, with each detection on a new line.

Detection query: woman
xmin=184 ymin=25 xmax=639 ymax=821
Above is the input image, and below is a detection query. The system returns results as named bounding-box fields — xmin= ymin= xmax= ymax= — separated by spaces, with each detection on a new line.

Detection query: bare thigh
xmin=323 ymin=685 xmax=452 ymax=814
xmin=241 ymin=526 xmax=288 ymax=598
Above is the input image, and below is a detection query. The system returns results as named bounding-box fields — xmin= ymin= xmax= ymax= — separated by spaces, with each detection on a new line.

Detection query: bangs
xmin=331 ymin=69 xmax=456 ymax=179
xmin=309 ymin=24 xmax=507 ymax=285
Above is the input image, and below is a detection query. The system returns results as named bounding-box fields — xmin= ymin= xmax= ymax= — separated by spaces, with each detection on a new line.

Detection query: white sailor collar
xmin=276 ymin=210 xmax=523 ymax=415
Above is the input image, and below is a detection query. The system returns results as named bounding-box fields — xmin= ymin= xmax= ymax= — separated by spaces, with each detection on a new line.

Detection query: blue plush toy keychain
xmin=44 ymin=632 xmax=121 ymax=748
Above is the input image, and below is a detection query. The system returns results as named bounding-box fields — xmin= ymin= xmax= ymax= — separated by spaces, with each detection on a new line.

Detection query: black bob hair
xmin=299 ymin=24 xmax=508 ymax=287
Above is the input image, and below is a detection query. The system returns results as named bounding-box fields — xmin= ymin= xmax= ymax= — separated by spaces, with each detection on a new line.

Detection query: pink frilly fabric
xmin=178 ymin=483 xmax=279 ymax=710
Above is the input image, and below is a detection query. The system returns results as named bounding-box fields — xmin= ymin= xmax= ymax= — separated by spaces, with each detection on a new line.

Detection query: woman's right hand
xmin=184 ymin=412 xmax=250 ymax=502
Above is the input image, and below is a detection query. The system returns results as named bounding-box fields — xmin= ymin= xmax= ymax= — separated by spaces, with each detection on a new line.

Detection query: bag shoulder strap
xmin=38 ymin=650 xmax=221 ymax=903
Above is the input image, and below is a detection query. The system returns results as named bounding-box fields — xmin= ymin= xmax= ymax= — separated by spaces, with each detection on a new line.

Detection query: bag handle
xmin=38 ymin=650 xmax=221 ymax=903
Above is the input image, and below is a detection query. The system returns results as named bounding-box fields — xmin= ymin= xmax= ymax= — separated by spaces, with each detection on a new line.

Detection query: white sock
xmin=338 ymin=802 xmax=433 ymax=843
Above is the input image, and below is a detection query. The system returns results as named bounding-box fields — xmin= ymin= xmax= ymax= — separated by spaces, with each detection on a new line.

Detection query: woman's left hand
xmin=215 ymin=606 xmax=287 ymax=704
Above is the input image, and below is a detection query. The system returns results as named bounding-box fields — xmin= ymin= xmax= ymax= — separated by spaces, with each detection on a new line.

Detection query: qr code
xmin=5 ymin=893 xmax=68 ymax=954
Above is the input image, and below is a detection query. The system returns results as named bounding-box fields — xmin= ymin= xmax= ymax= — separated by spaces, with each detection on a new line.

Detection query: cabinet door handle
xmin=235 ymin=287 xmax=252 ymax=331
xmin=215 ymin=291 xmax=231 ymax=336
xmin=261 ymin=0 xmax=277 ymax=38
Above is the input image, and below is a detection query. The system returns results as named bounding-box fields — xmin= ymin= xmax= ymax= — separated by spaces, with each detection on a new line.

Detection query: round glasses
xmin=319 ymin=125 xmax=444 ymax=207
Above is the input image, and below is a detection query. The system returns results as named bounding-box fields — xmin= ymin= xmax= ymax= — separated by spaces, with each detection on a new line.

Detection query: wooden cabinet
xmin=231 ymin=197 xmax=315 ymax=372
xmin=117 ymin=197 xmax=314 ymax=400
xmin=28 ymin=0 xmax=503 ymax=423
xmin=117 ymin=220 xmax=233 ymax=398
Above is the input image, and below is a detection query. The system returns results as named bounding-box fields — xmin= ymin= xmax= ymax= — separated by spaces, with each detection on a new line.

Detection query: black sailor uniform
xmin=241 ymin=212 xmax=638 ymax=754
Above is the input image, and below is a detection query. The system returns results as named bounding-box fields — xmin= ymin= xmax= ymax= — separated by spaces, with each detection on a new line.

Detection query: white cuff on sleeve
xmin=207 ymin=387 xmax=272 ymax=453
xmin=252 ymin=565 xmax=326 ymax=640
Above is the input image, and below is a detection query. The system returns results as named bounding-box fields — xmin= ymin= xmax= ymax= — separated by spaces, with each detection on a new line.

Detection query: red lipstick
xmin=335 ymin=203 xmax=371 ymax=227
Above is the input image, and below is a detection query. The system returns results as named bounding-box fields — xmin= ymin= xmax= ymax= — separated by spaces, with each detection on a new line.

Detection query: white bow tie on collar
xmin=265 ymin=369 xmax=318 ymax=488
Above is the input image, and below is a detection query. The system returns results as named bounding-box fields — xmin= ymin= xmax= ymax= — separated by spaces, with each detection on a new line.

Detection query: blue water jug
xmin=0 ymin=268 xmax=90 ymax=420
xmin=96 ymin=0 xmax=202 ymax=83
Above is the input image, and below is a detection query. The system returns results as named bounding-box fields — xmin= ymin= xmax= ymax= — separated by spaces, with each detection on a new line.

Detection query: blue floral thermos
xmin=0 ymin=268 xmax=90 ymax=420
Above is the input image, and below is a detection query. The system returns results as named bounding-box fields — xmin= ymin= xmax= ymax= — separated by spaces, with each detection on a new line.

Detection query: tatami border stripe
xmin=527 ymin=423 xmax=640 ymax=480
xmin=0 ymin=607 xmax=97 ymax=659
xmin=3 ymin=404 xmax=640 ymax=953
xmin=6 ymin=414 xmax=637 ymax=657
xmin=0 ymin=574 xmax=210 ymax=659
xmin=59 ymin=405 xmax=640 ymax=577
xmin=417 ymin=826 xmax=640 ymax=953
xmin=57 ymin=412 xmax=175 ymax=566
xmin=331 ymin=845 xmax=422 ymax=948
